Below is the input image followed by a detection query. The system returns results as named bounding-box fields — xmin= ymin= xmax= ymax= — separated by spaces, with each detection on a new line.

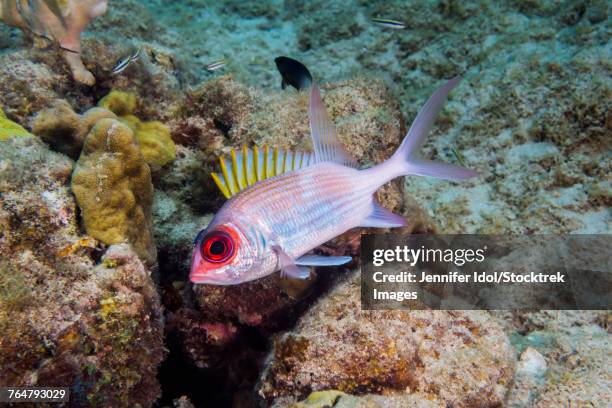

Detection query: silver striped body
xmin=210 ymin=162 xmax=379 ymax=282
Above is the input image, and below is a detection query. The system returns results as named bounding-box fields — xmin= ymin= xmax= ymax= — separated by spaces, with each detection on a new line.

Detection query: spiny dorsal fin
xmin=308 ymin=83 xmax=357 ymax=167
xmin=211 ymin=145 xmax=316 ymax=198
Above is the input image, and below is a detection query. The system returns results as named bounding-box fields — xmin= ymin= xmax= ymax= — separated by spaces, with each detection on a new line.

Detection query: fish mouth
xmin=189 ymin=272 xmax=232 ymax=285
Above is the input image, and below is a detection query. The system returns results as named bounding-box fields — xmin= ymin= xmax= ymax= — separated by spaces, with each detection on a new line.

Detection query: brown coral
xmin=32 ymin=99 xmax=116 ymax=158
xmin=98 ymin=90 xmax=176 ymax=167
xmin=71 ymin=118 xmax=157 ymax=265
xmin=0 ymin=136 xmax=164 ymax=406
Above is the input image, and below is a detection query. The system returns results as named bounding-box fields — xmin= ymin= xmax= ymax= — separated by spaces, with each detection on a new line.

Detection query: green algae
xmin=0 ymin=108 xmax=31 ymax=140
xmin=0 ymin=261 xmax=34 ymax=312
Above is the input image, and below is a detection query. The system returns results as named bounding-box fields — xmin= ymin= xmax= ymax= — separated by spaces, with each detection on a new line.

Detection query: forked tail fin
xmin=366 ymin=77 xmax=478 ymax=185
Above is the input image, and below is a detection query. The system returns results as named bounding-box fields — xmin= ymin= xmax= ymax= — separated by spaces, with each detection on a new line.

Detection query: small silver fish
xmin=372 ymin=18 xmax=406 ymax=29
xmin=112 ymin=47 xmax=142 ymax=75
xmin=206 ymin=59 xmax=226 ymax=72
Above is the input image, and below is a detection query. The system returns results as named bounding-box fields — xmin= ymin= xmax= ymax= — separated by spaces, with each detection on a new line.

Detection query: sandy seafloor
xmin=0 ymin=0 xmax=610 ymax=407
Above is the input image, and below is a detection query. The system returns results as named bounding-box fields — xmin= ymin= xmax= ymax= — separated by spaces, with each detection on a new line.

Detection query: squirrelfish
xmin=190 ymin=77 xmax=476 ymax=285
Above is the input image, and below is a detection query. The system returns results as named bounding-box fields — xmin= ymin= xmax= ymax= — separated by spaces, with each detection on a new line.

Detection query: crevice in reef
xmin=154 ymin=243 xmax=355 ymax=406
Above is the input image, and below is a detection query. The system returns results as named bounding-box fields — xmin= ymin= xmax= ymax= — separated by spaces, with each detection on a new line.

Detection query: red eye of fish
xmin=201 ymin=232 xmax=235 ymax=263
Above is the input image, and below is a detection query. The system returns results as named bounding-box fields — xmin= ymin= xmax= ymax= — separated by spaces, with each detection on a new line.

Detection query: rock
xmin=495 ymin=309 xmax=611 ymax=408
xmin=173 ymin=395 xmax=196 ymax=408
xmin=517 ymin=347 xmax=547 ymax=378
xmin=259 ymin=272 xmax=515 ymax=407
xmin=0 ymin=50 xmax=72 ymax=123
xmin=285 ymin=0 xmax=364 ymax=51
xmin=530 ymin=325 xmax=611 ymax=407
xmin=71 ymin=118 xmax=157 ymax=265
xmin=586 ymin=0 xmax=608 ymax=24
xmin=0 ymin=136 xmax=164 ymax=406
xmin=278 ymin=389 xmax=444 ymax=408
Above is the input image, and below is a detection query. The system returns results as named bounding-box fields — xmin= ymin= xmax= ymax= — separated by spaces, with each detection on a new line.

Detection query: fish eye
xmin=201 ymin=231 xmax=235 ymax=263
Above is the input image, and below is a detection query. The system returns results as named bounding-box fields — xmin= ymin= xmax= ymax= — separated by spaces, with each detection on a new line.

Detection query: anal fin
xmin=360 ymin=203 xmax=407 ymax=228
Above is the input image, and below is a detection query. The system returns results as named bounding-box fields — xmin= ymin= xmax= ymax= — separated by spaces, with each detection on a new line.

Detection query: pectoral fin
xmin=295 ymin=255 xmax=352 ymax=266
xmin=273 ymin=245 xmax=311 ymax=279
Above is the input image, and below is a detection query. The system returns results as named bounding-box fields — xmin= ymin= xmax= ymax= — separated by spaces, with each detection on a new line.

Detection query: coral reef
xmin=32 ymin=92 xmax=176 ymax=167
xmin=99 ymin=90 xmax=176 ymax=166
xmin=0 ymin=136 xmax=164 ymax=406
xmin=32 ymin=99 xmax=116 ymax=157
xmin=71 ymin=118 xmax=157 ymax=265
xmin=0 ymin=107 xmax=31 ymax=140
xmin=281 ymin=390 xmax=446 ymax=408
xmin=98 ymin=90 xmax=138 ymax=116
xmin=0 ymin=50 xmax=72 ymax=123
xmin=495 ymin=309 xmax=611 ymax=408
xmin=259 ymin=272 xmax=515 ymax=406
xmin=0 ymin=0 xmax=609 ymax=405
xmin=0 ymin=44 xmax=182 ymax=127
xmin=0 ymin=0 xmax=108 ymax=85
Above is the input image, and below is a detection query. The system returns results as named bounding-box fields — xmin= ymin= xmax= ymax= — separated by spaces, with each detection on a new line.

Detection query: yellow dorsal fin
xmin=211 ymin=146 xmax=315 ymax=198
xmin=253 ymin=146 xmax=260 ymax=182
xmin=242 ymin=145 xmax=250 ymax=186
xmin=211 ymin=173 xmax=232 ymax=199
xmin=281 ymin=148 xmax=287 ymax=173
xmin=230 ymin=148 xmax=244 ymax=189
xmin=263 ymin=145 xmax=269 ymax=179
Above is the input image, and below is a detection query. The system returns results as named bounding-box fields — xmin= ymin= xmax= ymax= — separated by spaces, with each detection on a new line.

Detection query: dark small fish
xmin=274 ymin=56 xmax=312 ymax=91
xmin=112 ymin=47 xmax=141 ymax=75
xmin=372 ymin=18 xmax=406 ymax=29
xmin=206 ymin=59 xmax=226 ymax=72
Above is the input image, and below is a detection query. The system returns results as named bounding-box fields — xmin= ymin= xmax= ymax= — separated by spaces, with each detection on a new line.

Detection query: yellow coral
xmin=32 ymin=100 xmax=118 ymax=157
xmin=98 ymin=91 xmax=138 ymax=117
xmin=292 ymin=390 xmax=346 ymax=407
xmin=132 ymin=121 xmax=176 ymax=166
xmin=98 ymin=91 xmax=176 ymax=166
xmin=99 ymin=298 xmax=117 ymax=320
xmin=0 ymin=109 xmax=31 ymax=140
xmin=71 ymin=119 xmax=157 ymax=265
